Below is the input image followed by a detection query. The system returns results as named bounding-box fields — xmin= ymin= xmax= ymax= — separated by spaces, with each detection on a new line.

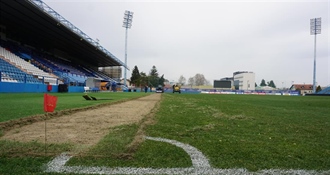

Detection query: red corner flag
xmin=44 ymin=94 xmax=57 ymax=112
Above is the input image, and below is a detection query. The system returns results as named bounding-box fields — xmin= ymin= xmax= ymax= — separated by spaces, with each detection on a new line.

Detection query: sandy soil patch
xmin=1 ymin=94 xmax=161 ymax=149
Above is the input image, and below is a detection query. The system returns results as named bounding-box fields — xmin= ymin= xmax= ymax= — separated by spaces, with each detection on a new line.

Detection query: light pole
xmin=122 ymin=10 xmax=133 ymax=87
xmin=310 ymin=17 xmax=321 ymax=93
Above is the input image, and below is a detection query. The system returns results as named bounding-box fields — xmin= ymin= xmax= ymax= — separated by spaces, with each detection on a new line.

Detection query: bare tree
xmin=205 ymin=79 xmax=211 ymax=86
xmin=188 ymin=77 xmax=194 ymax=87
xmin=178 ymin=75 xmax=186 ymax=85
xmin=194 ymin=73 xmax=206 ymax=86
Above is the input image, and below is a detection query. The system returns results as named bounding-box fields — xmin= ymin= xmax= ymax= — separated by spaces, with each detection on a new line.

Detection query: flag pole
xmin=45 ymin=114 xmax=47 ymax=155
xmin=43 ymin=93 xmax=58 ymax=156
xmin=44 ymin=94 xmax=47 ymax=156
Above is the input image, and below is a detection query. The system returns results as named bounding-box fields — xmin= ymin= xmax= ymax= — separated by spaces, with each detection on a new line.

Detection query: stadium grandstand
xmin=316 ymin=86 xmax=330 ymax=95
xmin=0 ymin=0 xmax=127 ymax=93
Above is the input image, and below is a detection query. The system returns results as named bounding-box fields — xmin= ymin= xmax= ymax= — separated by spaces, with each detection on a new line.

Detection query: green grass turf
xmin=69 ymin=94 xmax=330 ymax=171
xmin=0 ymin=92 xmax=148 ymax=122
xmin=0 ymin=157 xmax=52 ymax=175
xmin=0 ymin=93 xmax=329 ymax=174
xmin=147 ymin=94 xmax=330 ymax=171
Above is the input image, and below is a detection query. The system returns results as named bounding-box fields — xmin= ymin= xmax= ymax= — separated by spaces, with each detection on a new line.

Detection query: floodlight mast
xmin=310 ymin=18 xmax=321 ymax=93
xmin=122 ymin=10 xmax=133 ymax=88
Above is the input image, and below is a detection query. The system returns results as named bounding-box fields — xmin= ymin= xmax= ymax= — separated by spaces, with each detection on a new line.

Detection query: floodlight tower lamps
xmin=122 ymin=10 xmax=133 ymax=88
xmin=310 ymin=17 xmax=321 ymax=93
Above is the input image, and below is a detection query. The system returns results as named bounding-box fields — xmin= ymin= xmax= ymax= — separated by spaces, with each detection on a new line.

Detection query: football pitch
xmin=0 ymin=93 xmax=329 ymax=174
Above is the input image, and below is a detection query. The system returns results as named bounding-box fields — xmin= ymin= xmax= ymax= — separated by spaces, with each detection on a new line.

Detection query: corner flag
xmin=44 ymin=94 xmax=57 ymax=112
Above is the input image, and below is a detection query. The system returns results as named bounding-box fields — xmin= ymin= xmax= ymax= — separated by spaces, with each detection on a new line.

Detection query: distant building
xmin=98 ymin=66 xmax=122 ymax=82
xmin=290 ymin=84 xmax=313 ymax=95
xmin=220 ymin=77 xmax=233 ymax=81
xmin=233 ymin=71 xmax=255 ymax=90
xmin=120 ymin=78 xmax=131 ymax=86
xmin=255 ymin=86 xmax=276 ymax=90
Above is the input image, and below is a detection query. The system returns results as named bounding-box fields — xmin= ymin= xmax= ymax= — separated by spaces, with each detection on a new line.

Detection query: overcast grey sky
xmin=44 ymin=0 xmax=329 ymax=87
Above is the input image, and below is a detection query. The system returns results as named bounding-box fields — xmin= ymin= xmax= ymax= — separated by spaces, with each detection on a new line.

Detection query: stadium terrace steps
xmin=0 ymin=59 xmax=41 ymax=84
xmin=0 ymin=46 xmax=58 ymax=84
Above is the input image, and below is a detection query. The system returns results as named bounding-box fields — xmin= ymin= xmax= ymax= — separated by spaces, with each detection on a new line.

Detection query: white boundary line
xmin=45 ymin=136 xmax=330 ymax=175
xmin=145 ymin=136 xmax=210 ymax=168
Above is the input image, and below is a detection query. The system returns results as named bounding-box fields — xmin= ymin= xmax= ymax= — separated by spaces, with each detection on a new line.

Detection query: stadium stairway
xmin=31 ymin=55 xmax=89 ymax=85
xmin=83 ymin=66 xmax=117 ymax=82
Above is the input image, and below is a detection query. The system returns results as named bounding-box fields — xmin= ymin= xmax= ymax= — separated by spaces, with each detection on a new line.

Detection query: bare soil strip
xmin=1 ymin=94 xmax=161 ymax=151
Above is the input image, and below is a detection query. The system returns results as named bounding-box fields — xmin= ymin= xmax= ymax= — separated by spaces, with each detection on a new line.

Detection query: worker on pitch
xmin=111 ymin=82 xmax=117 ymax=92
xmin=144 ymin=85 xmax=148 ymax=93
xmin=106 ymin=82 xmax=111 ymax=91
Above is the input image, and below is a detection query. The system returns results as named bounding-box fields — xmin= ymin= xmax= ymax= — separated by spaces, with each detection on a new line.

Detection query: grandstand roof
xmin=0 ymin=0 xmax=125 ymax=68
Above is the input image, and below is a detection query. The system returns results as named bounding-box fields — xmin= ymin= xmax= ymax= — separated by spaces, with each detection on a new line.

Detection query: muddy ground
xmin=1 ymin=94 xmax=161 ymax=151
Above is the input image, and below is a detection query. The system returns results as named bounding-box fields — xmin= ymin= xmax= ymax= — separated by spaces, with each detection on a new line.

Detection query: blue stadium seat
xmin=317 ymin=86 xmax=330 ymax=94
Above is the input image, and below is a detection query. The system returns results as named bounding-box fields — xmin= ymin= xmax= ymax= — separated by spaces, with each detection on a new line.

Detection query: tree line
xmin=130 ymin=65 xmax=210 ymax=87
xmin=177 ymin=74 xmax=210 ymax=86
xmin=130 ymin=65 xmax=282 ymax=89
xmin=259 ymin=79 xmax=276 ymax=88
xmin=130 ymin=65 xmax=165 ymax=87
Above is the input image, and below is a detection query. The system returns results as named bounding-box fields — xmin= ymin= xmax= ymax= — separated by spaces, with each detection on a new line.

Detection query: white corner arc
xmin=45 ymin=136 xmax=330 ymax=175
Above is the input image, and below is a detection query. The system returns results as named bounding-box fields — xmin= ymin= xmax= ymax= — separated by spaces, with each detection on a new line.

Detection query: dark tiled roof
xmin=292 ymin=84 xmax=313 ymax=90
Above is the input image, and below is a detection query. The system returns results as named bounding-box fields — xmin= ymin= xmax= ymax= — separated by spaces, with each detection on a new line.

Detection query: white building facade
xmin=233 ymin=71 xmax=255 ymax=90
